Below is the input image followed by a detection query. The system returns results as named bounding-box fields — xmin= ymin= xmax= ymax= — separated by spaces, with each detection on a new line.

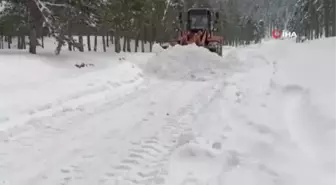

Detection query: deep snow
xmin=144 ymin=44 xmax=231 ymax=81
xmin=0 ymin=37 xmax=335 ymax=185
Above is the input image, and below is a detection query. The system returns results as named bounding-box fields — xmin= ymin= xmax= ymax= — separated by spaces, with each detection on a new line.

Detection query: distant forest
xmin=0 ymin=0 xmax=335 ymax=54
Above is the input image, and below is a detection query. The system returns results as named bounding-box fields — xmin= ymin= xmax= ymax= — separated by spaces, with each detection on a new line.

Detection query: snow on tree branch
xmin=32 ymin=0 xmax=83 ymax=55
xmin=43 ymin=2 xmax=68 ymax=7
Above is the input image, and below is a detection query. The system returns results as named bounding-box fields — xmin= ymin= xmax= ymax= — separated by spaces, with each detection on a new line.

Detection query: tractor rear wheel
xmin=217 ymin=45 xmax=223 ymax=56
xmin=207 ymin=42 xmax=222 ymax=56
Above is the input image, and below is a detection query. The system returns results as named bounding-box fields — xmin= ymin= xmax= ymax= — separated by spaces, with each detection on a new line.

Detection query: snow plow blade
xmin=159 ymin=42 xmax=222 ymax=56
xmin=205 ymin=45 xmax=223 ymax=56
xmin=160 ymin=43 xmax=170 ymax=49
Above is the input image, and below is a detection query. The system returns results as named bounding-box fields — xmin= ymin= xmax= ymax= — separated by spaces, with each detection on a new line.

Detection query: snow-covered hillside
xmin=0 ymin=38 xmax=334 ymax=185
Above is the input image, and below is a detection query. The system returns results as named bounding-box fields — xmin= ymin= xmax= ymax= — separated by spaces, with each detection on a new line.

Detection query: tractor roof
xmin=187 ymin=8 xmax=212 ymax=12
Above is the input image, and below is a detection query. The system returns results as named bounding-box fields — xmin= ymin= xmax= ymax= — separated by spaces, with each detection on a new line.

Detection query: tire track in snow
xmin=54 ymin=80 xmax=190 ymax=185
xmin=0 ymin=74 xmax=145 ymax=141
xmin=44 ymin=80 xmax=214 ymax=185
xmin=0 ymin=78 xmax=185 ymax=185
xmin=0 ymin=68 xmax=143 ymax=127
xmin=1 ymin=76 xmax=155 ymax=141
xmin=103 ymin=137 xmax=173 ymax=185
xmin=11 ymin=79 xmax=188 ymax=185
xmin=1 ymin=72 xmax=227 ymax=185
xmin=97 ymin=79 xmax=228 ymax=185
xmin=158 ymin=79 xmax=228 ymax=185
xmin=56 ymin=82 xmax=186 ymax=185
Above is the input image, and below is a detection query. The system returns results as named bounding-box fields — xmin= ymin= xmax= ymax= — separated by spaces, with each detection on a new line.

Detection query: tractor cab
xmin=187 ymin=9 xmax=211 ymax=32
xmin=178 ymin=8 xmax=219 ymax=33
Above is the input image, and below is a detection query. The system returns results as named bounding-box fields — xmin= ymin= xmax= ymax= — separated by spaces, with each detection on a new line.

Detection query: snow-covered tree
xmin=288 ymin=0 xmax=335 ymax=40
xmin=3 ymin=0 xmax=329 ymax=54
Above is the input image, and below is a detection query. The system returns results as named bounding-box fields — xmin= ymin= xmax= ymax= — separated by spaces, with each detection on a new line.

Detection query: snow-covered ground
xmin=0 ymin=37 xmax=335 ymax=185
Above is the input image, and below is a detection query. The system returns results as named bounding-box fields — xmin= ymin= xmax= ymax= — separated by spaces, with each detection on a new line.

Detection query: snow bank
xmin=151 ymin=43 xmax=165 ymax=54
xmin=166 ymin=38 xmax=335 ymax=185
xmin=142 ymin=44 xmax=229 ymax=81
xmin=272 ymin=38 xmax=335 ymax=120
xmin=219 ymin=38 xmax=336 ymax=185
xmin=0 ymin=51 xmax=147 ymax=133
xmin=274 ymin=38 xmax=336 ymax=183
xmin=0 ymin=50 xmax=135 ymax=91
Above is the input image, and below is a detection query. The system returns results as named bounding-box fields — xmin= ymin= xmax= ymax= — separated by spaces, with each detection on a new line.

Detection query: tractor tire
xmin=217 ymin=45 xmax=223 ymax=56
xmin=206 ymin=43 xmax=222 ymax=56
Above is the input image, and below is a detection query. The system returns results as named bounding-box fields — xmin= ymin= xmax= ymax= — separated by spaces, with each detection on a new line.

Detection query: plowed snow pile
xmin=143 ymin=44 xmax=228 ymax=81
xmin=0 ymin=52 xmax=145 ymax=132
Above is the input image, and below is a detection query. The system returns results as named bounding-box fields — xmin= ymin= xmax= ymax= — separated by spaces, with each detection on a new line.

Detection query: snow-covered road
xmin=1 ymin=78 xmax=227 ymax=185
xmin=0 ymin=39 xmax=335 ymax=185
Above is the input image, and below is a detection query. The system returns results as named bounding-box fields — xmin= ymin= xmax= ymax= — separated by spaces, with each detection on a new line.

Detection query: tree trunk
xmin=110 ymin=31 xmax=114 ymax=44
xmin=135 ymin=32 xmax=140 ymax=52
xmin=149 ymin=22 xmax=156 ymax=52
xmin=68 ymin=22 xmax=74 ymax=51
xmin=0 ymin=36 xmax=3 ymax=49
xmin=41 ymin=36 xmax=44 ymax=48
xmin=127 ymin=37 xmax=131 ymax=52
xmin=55 ymin=39 xmax=63 ymax=55
xmin=94 ymin=34 xmax=98 ymax=52
xmin=87 ymin=35 xmax=91 ymax=51
xmin=332 ymin=0 xmax=336 ymax=36
xmin=54 ymin=33 xmax=70 ymax=55
xmin=8 ymin=36 xmax=11 ymax=49
xmin=123 ymin=36 xmax=127 ymax=52
xmin=115 ymin=29 xmax=121 ymax=53
xmin=29 ymin=28 xmax=37 ymax=54
xmin=106 ymin=32 xmax=109 ymax=47
xmin=79 ymin=35 xmax=84 ymax=52
xmin=102 ymin=35 xmax=106 ymax=52
xmin=141 ymin=24 xmax=145 ymax=52
xmin=323 ymin=0 xmax=330 ymax=37
xmin=22 ymin=36 xmax=26 ymax=49
xmin=18 ymin=36 xmax=21 ymax=49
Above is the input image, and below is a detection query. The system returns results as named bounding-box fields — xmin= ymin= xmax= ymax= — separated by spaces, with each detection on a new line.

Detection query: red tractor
xmin=162 ymin=8 xmax=223 ymax=56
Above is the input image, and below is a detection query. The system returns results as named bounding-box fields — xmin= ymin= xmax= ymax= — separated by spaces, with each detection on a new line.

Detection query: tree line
xmin=288 ymin=0 xmax=335 ymax=40
xmin=0 ymin=0 xmax=334 ymax=55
